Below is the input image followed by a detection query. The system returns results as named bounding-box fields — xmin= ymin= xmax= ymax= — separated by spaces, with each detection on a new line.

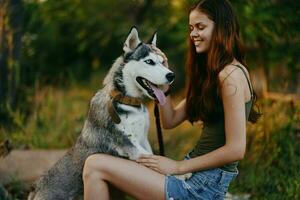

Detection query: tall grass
xmin=1 ymin=71 xmax=299 ymax=199
xmin=0 ymin=72 xmax=104 ymax=149
xmin=230 ymin=100 xmax=300 ymax=200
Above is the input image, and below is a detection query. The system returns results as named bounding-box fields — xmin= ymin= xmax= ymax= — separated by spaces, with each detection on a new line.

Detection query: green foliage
xmin=21 ymin=0 xmax=189 ymax=85
xmin=231 ymin=0 xmax=300 ymax=71
xmin=230 ymin=100 xmax=300 ymax=199
xmin=2 ymin=178 xmax=29 ymax=200
xmin=20 ymin=0 xmax=300 ymax=88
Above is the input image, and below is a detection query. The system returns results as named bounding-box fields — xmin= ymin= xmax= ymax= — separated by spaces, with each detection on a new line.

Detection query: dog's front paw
xmin=175 ymin=173 xmax=192 ymax=181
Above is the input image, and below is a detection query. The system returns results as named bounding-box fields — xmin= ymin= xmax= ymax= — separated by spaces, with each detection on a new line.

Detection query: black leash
xmin=154 ymin=103 xmax=165 ymax=156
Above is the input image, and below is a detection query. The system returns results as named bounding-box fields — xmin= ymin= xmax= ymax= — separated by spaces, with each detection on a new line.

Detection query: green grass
xmin=1 ymin=71 xmax=299 ymax=199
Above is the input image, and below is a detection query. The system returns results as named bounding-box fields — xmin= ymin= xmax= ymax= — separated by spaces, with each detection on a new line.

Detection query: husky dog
xmin=28 ymin=27 xmax=175 ymax=200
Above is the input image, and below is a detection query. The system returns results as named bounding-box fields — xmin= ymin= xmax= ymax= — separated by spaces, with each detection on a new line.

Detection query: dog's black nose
xmin=166 ymin=73 xmax=175 ymax=83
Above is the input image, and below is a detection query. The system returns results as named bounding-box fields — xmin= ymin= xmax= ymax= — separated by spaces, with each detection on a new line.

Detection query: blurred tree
xmin=0 ymin=0 xmax=296 ymax=125
xmin=21 ymin=0 xmax=188 ymax=85
xmin=20 ymin=0 xmax=299 ymax=88
xmin=231 ymin=0 xmax=300 ymax=93
xmin=0 ymin=0 xmax=23 ymax=126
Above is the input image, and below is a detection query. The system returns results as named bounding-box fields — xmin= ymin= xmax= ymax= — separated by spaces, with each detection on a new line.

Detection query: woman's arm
xmin=150 ymin=45 xmax=187 ymax=129
xmin=177 ymin=67 xmax=247 ymax=174
xmin=159 ymin=98 xmax=187 ymax=129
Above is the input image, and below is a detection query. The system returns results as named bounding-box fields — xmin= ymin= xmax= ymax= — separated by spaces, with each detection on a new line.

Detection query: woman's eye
xmin=197 ymin=25 xmax=205 ymax=30
xmin=144 ymin=59 xmax=155 ymax=65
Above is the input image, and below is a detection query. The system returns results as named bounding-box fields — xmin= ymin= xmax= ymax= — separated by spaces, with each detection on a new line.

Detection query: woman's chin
xmin=195 ymin=47 xmax=204 ymax=53
xmin=195 ymin=45 xmax=209 ymax=53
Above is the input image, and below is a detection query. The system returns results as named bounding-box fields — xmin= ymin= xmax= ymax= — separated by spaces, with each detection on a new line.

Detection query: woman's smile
xmin=193 ymin=39 xmax=204 ymax=46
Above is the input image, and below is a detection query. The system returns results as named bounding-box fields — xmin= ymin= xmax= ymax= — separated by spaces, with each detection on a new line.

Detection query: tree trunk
xmin=251 ymin=66 xmax=268 ymax=98
xmin=0 ymin=0 xmax=23 ymax=125
xmin=9 ymin=0 xmax=23 ymax=110
xmin=0 ymin=0 xmax=9 ymax=120
xmin=296 ymin=71 xmax=300 ymax=95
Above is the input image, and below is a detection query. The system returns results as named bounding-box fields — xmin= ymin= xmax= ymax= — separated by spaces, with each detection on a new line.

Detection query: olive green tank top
xmin=189 ymin=65 xmax=254 ymax=172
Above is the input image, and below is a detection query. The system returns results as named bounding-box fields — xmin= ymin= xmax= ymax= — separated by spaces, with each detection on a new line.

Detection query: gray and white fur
xmin=28 ymin=27 xmax=175 ymax=200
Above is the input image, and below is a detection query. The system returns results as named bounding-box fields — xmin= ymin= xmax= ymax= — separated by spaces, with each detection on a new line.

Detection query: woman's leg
xmin=83 ymin=154 xmax=166 ymax=200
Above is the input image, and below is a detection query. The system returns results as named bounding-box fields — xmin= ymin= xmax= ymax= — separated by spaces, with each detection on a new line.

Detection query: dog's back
xmin=29 ymin=147 xmax=85 ymax=199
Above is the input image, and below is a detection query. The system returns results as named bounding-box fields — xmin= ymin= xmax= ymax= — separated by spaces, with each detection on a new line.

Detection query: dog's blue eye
xmin=144 ymin=59 xmax=155 ymax=65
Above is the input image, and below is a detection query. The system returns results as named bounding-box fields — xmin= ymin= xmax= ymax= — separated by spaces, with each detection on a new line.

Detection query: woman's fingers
xmin=137 ymin=155 xmax=159 ymax=169
xmin=141 ymin=162 xmax=157 ymax=168
xmin=150 ymin=167 xmax=162 ymax=174
xmin=150 ymin=45 xmax=168 ymax=63
xmin=138 ymin=154 xmax=158 ymax=160
xmin=137 ymin=155 xmax=166 ymax=175
xmin=138 ymin=160 xmax=159 ymax=170
xmin=155 ymin=49 xmax=167 ymax=60
xmin=137 ymin=158 xmax=158 ymax=164
xmin=150 ymin=45 xmax=161 ymax=53
xmin=138 ymin=154 xmax=161 ymax=160
xmin=139 ymin=154 xmax=153 ymax=158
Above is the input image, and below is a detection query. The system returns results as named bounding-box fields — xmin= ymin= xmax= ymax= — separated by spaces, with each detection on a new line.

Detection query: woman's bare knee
xmin=83 ymin=154 xmax=108 ymax=181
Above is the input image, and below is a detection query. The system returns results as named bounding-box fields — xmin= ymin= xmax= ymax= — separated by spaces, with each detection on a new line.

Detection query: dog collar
xmin=108 ymin=90 xmax=142 ymax=124
xmin=110 ymin=90 xmax=142 ymax=106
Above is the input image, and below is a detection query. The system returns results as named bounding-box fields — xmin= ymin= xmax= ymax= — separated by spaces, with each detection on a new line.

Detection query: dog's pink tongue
xmin=149 ymin=83 xmax=166 ymax=105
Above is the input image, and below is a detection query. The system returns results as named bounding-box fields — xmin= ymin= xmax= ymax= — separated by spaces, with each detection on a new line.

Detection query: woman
xmin=83 ymin=0 xmax=261 ymax=199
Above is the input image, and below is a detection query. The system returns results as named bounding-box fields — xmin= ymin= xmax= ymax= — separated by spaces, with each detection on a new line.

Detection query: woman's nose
xmin=190 ymin=29 xmax=198 ymax=37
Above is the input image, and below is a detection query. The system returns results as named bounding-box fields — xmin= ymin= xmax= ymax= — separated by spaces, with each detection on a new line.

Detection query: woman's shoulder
xmin=218 ymin=61 xmax=249 ymax=84
xmin=218 ymin=61 xmax=253 ymax=103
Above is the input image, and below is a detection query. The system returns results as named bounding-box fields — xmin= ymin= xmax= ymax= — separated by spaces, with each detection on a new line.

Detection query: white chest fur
xmin=115 ymin=104 xmax=153 ymax=158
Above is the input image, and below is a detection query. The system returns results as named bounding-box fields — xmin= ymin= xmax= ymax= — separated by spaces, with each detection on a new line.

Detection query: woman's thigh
xmin=84 ymin=154 xmax=166 ymax=200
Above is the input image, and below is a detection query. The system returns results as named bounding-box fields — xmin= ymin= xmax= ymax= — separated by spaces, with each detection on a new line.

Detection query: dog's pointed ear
xmin=148 ymin=31 xmax=157 ymax=46
xmin=123 ymin=27 xmax=141 ymax=53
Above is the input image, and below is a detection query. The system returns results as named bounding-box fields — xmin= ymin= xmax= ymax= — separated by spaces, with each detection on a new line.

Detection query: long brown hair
xmin=186 ymin=0 xmax=261 ymax=124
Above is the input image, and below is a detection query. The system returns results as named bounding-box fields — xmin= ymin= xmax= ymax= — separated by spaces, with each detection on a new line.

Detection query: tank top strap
xmin=232 ymin=64 xmax=254 ymax=99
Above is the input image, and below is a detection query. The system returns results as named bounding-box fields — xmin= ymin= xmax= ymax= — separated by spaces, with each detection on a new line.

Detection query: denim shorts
xmin=165 ymin=155 xmax=238 ymax=200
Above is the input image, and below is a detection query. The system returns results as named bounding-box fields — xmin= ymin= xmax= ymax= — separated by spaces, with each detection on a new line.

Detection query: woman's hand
xmin=150 ymin=45 xmax=169 ymax=68
xmin=137 ymin=154 xmax=181 ymax=175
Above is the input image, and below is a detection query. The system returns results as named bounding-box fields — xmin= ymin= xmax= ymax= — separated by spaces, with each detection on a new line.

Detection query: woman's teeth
xmin=194 ymin=41 xmax=202 ymax=45
xmin=194 ymin=39 xmax=203 ymax=46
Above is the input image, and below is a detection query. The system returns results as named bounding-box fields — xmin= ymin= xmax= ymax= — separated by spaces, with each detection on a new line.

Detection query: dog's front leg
xmin=141 ymin=139 xmax=153 ymax=154
xmin=135 ymin=142 xmax=152 ymax=156
xmin=125 ymin=143 xmax=152 ymax=160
